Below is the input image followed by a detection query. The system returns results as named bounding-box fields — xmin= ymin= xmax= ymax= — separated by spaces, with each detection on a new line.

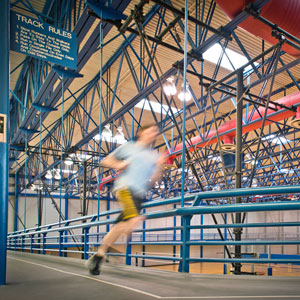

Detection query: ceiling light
xmin=54 ymin=168 xmax=77 ymax=174
xmin=213 ymin=185 xmax=221 ymax=191
xmin=114 ymin=127 xmax=127 ymax=144
xmin=252 ymin=178 xmax=258 ymax=187
xmin=102 ymin=124 xmax=113 ymax=140
xmin=65 ymin=158 xmax=73 ymax=166
xmin=93 ymin=134 xmax=101 ymax=141
xmin=54 ymin=170 xmax=61 ymax=180
xmin=45 ymin=170 xmax=53 ymax=179
xmin=178 ymin=84 xmax=192 ymax=102
xmin=77 ymin=153 xmax=92 ymax=161
xmin=163 ymin=77 xmax=177 ymax=96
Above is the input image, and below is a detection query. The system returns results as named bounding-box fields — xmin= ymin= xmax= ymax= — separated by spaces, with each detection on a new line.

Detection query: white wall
xmin=7 ymin=189 xmax=300 ymax=257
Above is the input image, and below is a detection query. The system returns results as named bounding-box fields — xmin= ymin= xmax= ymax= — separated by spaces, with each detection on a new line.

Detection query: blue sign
xmin=10 ymin=11 xmax=77 ymax=69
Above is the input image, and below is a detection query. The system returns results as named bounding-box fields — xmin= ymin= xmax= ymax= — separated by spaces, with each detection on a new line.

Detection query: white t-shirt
xmin=112 ymin=142 xmax=159 ymax=198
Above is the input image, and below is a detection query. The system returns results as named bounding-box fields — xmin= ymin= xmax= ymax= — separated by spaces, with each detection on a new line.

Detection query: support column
xmin=234 ymin=68 xmax=244 ymax=274
xmin=0 ymin=0 xmax=9 ymax=286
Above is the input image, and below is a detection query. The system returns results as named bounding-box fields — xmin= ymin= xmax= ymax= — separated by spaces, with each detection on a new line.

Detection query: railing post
xmin=42 ymin=233 xmax=46 ymax=255
xmin=126 ymin=236 xmax=132 ymax=266
xmin=84 ymin=228 xmax=90 ymax=260
xmin=223 ymin=213 xmax=228 ymax=274
xmin=30 ymin=235 xmax=34 ymax=253
xmin=267 ymin=245 xmax=272 ymax=276
xmin=64 ymin=221 xmax=70 ymax=257
xmin=21 ymin=236 xmax=24 ymax=252
xmin=180 ymin=215 xmax=191 ymax=273
xmin=8 ymin=236 xmax=11 ymax=250
xmin=59 ymin=231 xmax=63 ymax=257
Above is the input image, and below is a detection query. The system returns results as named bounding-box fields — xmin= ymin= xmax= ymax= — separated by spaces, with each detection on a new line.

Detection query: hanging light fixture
xmin=65 ymin=157 xmax=73 ymax=166
xmin=102 ymin=124 xmax=113 ymax=141
xmin=178 ymin=83 xmax=192 ymax=102
xmin=93 ymin=133 xmax=101 ymax=141
xmin=54 ymin=170 xmax=61 ymax=180
xmin=163 ymin=77 xmax=177 ymax=96
xmin=45 ymin=170 xmax=53 ymax=179
xmin=114 ymin=127 xmax=127 ymax=144
xmin=252 ymin=178 xmax=258 ymax=187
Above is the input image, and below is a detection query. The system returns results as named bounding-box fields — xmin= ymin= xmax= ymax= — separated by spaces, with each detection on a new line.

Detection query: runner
xmin=87 ymin=124 xmax=165 ymax=275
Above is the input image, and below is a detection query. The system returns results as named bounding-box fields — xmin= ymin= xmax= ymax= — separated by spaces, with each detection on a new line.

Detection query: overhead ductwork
xmin=165 ymin=91 xmax=300 ymax=162
xmin=215 ymin=0 xmax=300 ymax=57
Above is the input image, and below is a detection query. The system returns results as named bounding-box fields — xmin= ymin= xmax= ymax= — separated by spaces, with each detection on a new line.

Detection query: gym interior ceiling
xmin=9 ymin=0 xmax=300 ymax=199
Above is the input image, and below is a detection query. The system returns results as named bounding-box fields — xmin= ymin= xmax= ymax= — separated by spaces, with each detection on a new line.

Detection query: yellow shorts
xmin=115 ymin=188 xmax=142 ymax=222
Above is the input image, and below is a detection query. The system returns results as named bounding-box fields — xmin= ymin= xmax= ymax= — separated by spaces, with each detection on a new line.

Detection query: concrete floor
xmin=1 ymin=251 xmax=300 ymax=300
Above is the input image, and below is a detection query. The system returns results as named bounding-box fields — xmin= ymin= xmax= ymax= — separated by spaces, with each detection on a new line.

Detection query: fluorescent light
xmin=135 ymin=98 xmax=178 ymax=115
xmin=203 ymin=43 xmax=258 ymax=72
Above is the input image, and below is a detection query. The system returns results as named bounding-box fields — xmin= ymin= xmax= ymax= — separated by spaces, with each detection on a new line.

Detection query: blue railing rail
xmin=7 ymin=186 xmax=300 ymax=273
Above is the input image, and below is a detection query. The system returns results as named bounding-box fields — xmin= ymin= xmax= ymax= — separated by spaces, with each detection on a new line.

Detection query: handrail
xmin=7 ymin=186 xmax=300 ymax=274
xmin=8 ymin=201 xmax=300 ymax=238
xmin=8 ymin=185 xmax=300 ymax=236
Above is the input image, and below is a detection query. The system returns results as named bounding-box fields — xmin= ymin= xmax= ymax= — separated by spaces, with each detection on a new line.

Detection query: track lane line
xmin=8 ymin=256 xmax=161 ymax=299
xmin=8 ymin=256 xmax=300 ymax=300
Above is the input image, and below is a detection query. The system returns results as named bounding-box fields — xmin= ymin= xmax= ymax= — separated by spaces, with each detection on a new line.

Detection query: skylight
xmin=262 ymin=134 xmax=291 ymax=145
xmin=135 ymin=99 xmax=178 ymax=115
xmin=203 ymin=43 xmax=258 ymax=72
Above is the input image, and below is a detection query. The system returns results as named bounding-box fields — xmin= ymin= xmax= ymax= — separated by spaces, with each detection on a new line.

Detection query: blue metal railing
xmin=7 ymin=186 xmax=300 ymax=274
